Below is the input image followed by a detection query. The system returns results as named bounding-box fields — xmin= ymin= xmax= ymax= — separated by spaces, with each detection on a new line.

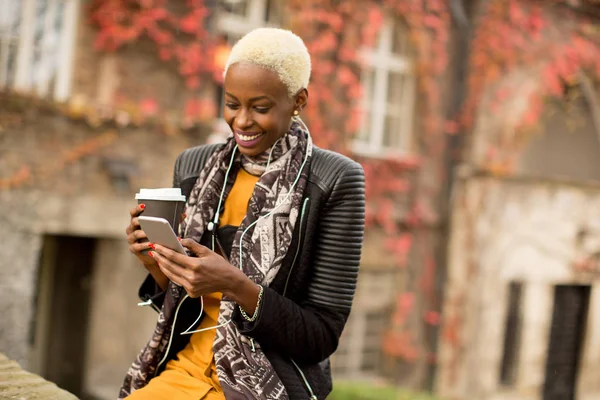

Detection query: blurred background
xmin=1 ymin=0 xmax=600 ymax=399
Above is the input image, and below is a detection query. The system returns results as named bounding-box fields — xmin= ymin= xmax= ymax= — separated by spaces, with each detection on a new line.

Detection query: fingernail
xmin=148 ymin=243 xmax=156 ymax=249
xmin=140 ymin=204 xmax=145 ymax=210
xmin=148 ymin=251 xmax=154 ymax=258
xmin=177 ymin=238 xmax=182 ymax=242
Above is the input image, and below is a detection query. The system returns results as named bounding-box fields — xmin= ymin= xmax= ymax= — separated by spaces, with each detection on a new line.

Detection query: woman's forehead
xmin=224 ymin=63 xmax=289 ymax=100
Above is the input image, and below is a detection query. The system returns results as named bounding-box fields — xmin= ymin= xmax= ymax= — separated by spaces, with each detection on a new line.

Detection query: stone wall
xmin=0 ymin=352 xmax=77 ymax=400
xmin=0 ymin=212 xmax=43 ymax=366
xmin=436 ymin=176 xmax=600 ymax=400
xmin=71 ymin=12 xmax=214 ymax=119
xmin=0 ymin=99 xmax=206 ymax=398
xmin=82 ymin=238 xmax=158 ymax=399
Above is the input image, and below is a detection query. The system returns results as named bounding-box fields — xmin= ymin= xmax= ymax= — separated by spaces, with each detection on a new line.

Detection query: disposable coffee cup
xmin=135 ymin=188 xmax=186 ymax=253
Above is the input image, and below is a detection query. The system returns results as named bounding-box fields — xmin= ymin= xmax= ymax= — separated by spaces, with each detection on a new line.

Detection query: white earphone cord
xmin=181 ymin=117 xmax=311 ymax=335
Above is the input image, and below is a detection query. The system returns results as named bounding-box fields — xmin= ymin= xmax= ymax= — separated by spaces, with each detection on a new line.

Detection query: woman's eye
xmin=225 ymin=103 xmax=239 ymax=110
xmin=254 ymin=107 xmax=270 ymax=114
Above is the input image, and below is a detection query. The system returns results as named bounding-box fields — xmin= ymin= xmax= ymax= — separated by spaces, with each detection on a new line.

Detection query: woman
xmin=122 ymin=28 xmax=365 ymax=400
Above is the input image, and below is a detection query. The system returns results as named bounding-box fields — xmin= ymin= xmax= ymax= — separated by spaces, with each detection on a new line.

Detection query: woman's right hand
xmin=126 ymin=204 xmax=157 ymax=267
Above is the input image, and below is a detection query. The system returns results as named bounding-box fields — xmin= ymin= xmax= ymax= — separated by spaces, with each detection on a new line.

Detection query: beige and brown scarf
xmin=119 ymin=119 xmax=312 ymax=400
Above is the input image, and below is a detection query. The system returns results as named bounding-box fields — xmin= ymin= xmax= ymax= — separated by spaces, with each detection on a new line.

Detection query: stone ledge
xmin=0 ymin=353 xmax=78 ymax=400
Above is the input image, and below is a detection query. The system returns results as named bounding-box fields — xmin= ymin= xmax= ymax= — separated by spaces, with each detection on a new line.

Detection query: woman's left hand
xmin=148 ymin=238 xmax=246 ymax=298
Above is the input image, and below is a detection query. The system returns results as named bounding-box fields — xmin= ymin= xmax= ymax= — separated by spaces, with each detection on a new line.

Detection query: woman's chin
xmin=237 ymin=146 xmax=263 ymax=157
xmin=236 ymin=138 xmax=278 ymax=157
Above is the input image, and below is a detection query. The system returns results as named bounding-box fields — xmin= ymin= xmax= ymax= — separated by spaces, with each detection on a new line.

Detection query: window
xmin=500 ymin=282 xmax=523 ymax=386
xmin=215 ymin=0 xmax=283 ymax=43
xmin=332 ymin=268 xmax=397 ymax=379
xmin=543 ymin=285 xmax=590 ymax=400
xmin=0 ymin=0 xmax=79 ymax=101
xmin=354 ymin=17 xmax=416 ymax=157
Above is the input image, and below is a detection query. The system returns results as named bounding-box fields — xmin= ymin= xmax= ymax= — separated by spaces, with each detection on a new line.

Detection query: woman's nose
xmin=235 ymin=108 xmax=253 ymax=129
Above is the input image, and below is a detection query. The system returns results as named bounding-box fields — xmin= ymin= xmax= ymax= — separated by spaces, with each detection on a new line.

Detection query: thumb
xmin=180 ymin=238 xmax=209 ymax=257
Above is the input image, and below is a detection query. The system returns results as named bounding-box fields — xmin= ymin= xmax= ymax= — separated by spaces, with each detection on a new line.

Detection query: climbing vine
xmin=285 ymin=0 xmax=451 ymax=365
xmin=84 ymin=0 xmax=451 ymax=366
xmin=441 ymin=0 xmax=600 ymax=369
xmin=3 ymin=0 xmax=600 ymax=380
xmin=89 ymin=0 xmax=223 ymax=125
xmin=462 ymin=0 xmax=600 ymax=174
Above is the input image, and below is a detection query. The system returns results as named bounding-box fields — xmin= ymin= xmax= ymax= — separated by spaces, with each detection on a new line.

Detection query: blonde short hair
xmin=224 ymin=28 xmax=311 ymax=97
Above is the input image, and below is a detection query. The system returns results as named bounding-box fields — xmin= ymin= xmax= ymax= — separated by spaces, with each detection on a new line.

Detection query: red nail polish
xmin=148 ymin=243 xmax=156 ymax=249
xmin=177 ymin=238 xmax=182 ymax=242
xmin=140 ymin=204 xmax=145 ymax=210
xmin=148 ymin=251 xmax=154 ymax=257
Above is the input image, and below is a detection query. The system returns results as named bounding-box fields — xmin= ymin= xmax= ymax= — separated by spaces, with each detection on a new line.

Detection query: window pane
xmin=0 ymin=0 xmax=22 ymax=88
xmin=360 ymin=310 xmax=387 ymax=373
xmin=363 ymin=68 xmax=375 ymax=105
xmin=543 ymin=285 xmax=591 ymax=399
xmin=500 ymin=282 xmax=523 ymax=387
xmin=383 ymin=114 xmax=404 ymax=149
xmin=32 ymin=0 xmax=47 ymax=84
xmin=266 ymin=0 xmax=283 ymax=24
xmin=34 ymin=0 xmax=46 ymax=45
xmin=358 ymin=110 xmax=372 ymax=142
xmin=0 ymin=40 xmax=19 ymax=87
xmin=391 ymin=19 xmax=409 ymax=55
xmin=30 ymin=0 xmax=65 ymax=89
xmin=0 ymin=0 xmax=21 ymax=34
xmin=387 ymin=71 xmax=406 ymax=106
xmin=358 ymin=69 xmax=375 ymax=141
xmin=221 ymin=0 xmax=248 ymax=16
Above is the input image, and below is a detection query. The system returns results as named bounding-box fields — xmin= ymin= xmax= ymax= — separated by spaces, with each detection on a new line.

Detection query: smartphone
xmin=138 ymin=216 xmax=186 ymax=254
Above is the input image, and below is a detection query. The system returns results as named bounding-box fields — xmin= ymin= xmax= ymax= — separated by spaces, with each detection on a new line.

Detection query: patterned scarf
xmin=183 ymin=119 xmax=311 ymax=399
xmin=119 ymin=119 xmax=312 ymax=399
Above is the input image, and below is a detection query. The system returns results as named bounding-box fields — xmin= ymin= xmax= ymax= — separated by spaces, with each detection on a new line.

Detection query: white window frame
xmin=215 ymin=0 xmax=279 ymax=40
xmin=0 ymin=0 xmax=79 ymax=101
xmin=353 ymin=17 xmax=416 ymax=158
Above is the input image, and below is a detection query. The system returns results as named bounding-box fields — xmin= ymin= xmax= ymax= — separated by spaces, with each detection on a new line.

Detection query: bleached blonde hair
xmin=224 ymin=28 xmax=311 ymax=97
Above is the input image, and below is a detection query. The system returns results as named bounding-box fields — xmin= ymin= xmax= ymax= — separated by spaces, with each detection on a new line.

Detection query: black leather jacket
xmin=137 ymin=143 xmax=365 ymax=399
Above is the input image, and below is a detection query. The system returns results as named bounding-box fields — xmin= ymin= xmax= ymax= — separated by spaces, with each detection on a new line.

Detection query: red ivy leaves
xmin=90 ymin=0 xmax=451 ymax=364
xmin=90 ymin=0 xmax=217 ymax=90
xmin=382 ymin=330 xmax=421 ymax=361
xmin=464 ymin=0 xmax=600 ymax=170
xmin=139 ymin=98 xmax=158 ymax=116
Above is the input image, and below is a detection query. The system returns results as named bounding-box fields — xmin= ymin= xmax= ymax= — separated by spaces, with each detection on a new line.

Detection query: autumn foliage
xmin=2 ymin=0 xmax=598 ymax=369
xmin=464 ymin=0 xmax=600 ymax=174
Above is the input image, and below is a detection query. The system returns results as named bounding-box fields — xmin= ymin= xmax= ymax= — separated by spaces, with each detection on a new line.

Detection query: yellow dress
xmin=127 ymin=168 xmax=259 ymax=400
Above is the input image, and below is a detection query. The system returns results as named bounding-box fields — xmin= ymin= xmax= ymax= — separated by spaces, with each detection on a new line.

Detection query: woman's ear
xmin=294 ymin=88 xmax=308 ymax=113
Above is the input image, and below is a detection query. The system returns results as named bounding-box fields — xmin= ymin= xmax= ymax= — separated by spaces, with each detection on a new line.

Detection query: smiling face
xmin=223 ymin=62 xmax=307 ymax=157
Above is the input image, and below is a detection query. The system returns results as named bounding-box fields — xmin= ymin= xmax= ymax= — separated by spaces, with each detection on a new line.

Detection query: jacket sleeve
xmin=137 ymin=152 xmax=184 ymax=311
xmin=231 ymin=162 xmax=365 ymax=364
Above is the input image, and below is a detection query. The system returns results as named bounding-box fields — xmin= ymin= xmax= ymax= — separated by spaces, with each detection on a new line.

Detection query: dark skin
xmin=126 ymin=62 xmax=308 ymax=314
xmin=224 ymin=62 xmax=308 ymax=156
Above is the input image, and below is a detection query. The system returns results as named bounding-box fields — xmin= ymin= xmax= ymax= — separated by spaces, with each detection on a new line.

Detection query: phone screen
xmin=138 ymin=216 xmax=186 ymax=254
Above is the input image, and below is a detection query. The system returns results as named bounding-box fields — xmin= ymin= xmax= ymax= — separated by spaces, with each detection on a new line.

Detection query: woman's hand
xmin=125 ymin=204 xmax=185 ymax=291
xmin=149 ymin=239 xmax=261 ymax=314
xmin=125 ymin=204 xmax=156 ymax=267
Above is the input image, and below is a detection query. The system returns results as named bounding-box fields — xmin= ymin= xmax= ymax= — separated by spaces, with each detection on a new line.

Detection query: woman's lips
xmin=234 ymin=130 xmax=266 ymax=148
